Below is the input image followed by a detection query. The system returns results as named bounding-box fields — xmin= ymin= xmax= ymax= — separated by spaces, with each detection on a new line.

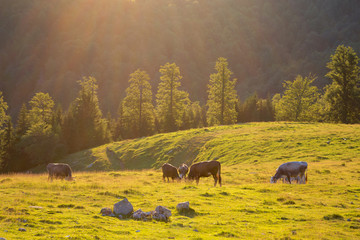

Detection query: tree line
xmin=0 ymin=45 xmax=359 ymax=172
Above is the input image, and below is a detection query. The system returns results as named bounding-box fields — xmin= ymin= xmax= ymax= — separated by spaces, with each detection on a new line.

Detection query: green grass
xmin=1 ymin=122 xmax=360 ymax=239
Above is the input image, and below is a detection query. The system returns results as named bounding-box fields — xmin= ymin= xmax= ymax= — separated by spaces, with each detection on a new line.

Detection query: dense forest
xmin=1 ymin=0 xmax=360 ymax=116
xmin=0 ymin=0 xmax=360 ymax=172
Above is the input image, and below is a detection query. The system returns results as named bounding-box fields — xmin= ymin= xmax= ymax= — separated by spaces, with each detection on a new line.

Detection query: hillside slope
xmin=33 ymin=122 xmax=360 ymax=172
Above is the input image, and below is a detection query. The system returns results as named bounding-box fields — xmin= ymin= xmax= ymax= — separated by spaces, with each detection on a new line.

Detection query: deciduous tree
xmin=324 ymin=45 xmax=360 ymax=123
xmin=273 ymin=74 xmax=319 ymax=121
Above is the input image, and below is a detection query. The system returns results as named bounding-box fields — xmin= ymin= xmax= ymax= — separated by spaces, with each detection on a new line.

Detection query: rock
xmin=100 ymin=207 xmax=114 ymax=217
xmin=0 ymin=238 xmax=7 ymax=240
xmin=113 ymin=198 xmax=133 ymax=217
xmin=155 ymin=206 xmax=172 ymax=218
xmin=152 ymin=212 xmax=167 ymax=222
xmin=176 ymin=202 xmax=190 ymax=212
xmin=133 ymin=209 xmax=153 ymax=221
xmin=176 ymin=202 xmax=196 ymax=217
xmin=18 ymin=228 xmax=26 ymax=232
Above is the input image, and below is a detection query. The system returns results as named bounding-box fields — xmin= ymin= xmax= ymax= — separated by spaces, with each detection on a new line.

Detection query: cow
xmin=280 ymin=175 xmax=306 ymax=184
xmin=270 ymin=161 xmax=307 ymax=184
xmin=47 ymin=163 xmax=74 ymax=181
xmin=162 ymin=163 xmax=180 ymax=182
xmin=187 ymin=160 xmax=222 ymax=187
xmin=178 ymin=163 xmax=189 ymax=179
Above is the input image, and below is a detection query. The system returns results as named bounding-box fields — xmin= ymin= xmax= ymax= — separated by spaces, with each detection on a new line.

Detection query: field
xmin=0 ymin=122 xmax=360 ymax=239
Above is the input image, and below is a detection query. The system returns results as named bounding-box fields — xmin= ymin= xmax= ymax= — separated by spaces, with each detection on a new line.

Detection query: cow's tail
xmin=217 ymin=162 xmax=222 ymax=187
xmin=305 ymin=172 xmax=307 ymax=183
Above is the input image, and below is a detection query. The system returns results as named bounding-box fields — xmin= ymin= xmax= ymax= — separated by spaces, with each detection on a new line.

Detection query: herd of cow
xmin=46 ymin=160 xmax=308 ymax=186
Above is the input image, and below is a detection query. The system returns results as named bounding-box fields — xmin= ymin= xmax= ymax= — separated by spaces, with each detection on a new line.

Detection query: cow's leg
xmin=287 ymin=175 xmax=292 ymax=184
xmin=213 ymin=174 xmax=218 ymax=187
xmin=196 ymin=177 xmax=200 ymax=185
xmin=218 ymin=174 xmax=222 ymax=187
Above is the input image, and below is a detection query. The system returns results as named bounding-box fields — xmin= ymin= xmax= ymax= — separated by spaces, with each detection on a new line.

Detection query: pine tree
xmin=0 ymin=92 xmax=9 ymax=170
xmin=156 ymin=63 xmax=189 ymax=132
xmin=15 ymin=104 xmax=30 ymax=139
xmin=325 ymin=45 xmax=360 ymax=123
xmin=274 ymin=74 xmax=319 ymax=121
xmin=63 ymin=76 xmax=111 ymax=152
xmin=122 ymin=69 xmax=155 ymax=138
xmin=206 ymin=57 xmax=237 ymax=126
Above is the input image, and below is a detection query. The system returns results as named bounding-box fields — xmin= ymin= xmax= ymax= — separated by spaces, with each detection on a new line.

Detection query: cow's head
xmin=65 ymin=176 xmax=75 ymax=181
xmin=270 ymin=176 xmax=277 ymax=183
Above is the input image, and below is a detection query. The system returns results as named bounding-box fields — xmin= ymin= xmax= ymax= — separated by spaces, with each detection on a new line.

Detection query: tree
xmin=0 ymin=92 xmax=10 ymax=170
xmin=15 ymin=104 xmax=30 ymax=139
xmin=62 ymin=76 xmax=111 ymax=153
xmin=156 ymin=63 xmax=190 ymax=132
xmin=324 ymin=45 xmax=360 ymax=123
xmin=122 ymin=69 xmax=155 ymax=138
xmin=274 ymin=74 xmax=319 ymax=121
xmin=206 ymin=57 xmax=237 ymax=126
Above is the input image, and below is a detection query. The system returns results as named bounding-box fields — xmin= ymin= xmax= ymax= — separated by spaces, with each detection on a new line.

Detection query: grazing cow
xmin=47 ymin=163 xmax=73 ymax=181
xmin=187 ymin=160 xmax=222 ymax=187
xmin=270 ymin=161 xmax=307 ymax=184
xmin=178 ymin=163 xmax=189 ymax=179
xmin=162 ymin=163 xmax=180 ymax=182
xmin=280 ymin=175 xmax=306 ymax=184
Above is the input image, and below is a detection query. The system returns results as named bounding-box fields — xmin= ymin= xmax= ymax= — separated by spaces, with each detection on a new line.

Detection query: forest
xmin=0 ymin=0 xmax=360 ymax=172
xmin=0 ymin=0 xmax=360 ymax=116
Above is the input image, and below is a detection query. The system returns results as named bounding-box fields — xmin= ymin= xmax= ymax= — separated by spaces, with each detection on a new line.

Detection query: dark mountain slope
xmin=0 ymin=0 xmax=359 ymax=116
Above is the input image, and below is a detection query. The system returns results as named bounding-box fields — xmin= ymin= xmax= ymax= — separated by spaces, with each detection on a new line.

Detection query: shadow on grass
xmin=177 ymin=207 xmax=197 ymax=218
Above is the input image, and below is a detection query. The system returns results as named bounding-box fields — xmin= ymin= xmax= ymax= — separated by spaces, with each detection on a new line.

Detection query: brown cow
xmin=47 ymin=163 xmax=74 ymax=181
xmin=162 ymin=163 xmax=180 ymax=182
xmin=187 ymin=160 xmax=222 ymax=187
xmin=178 ymin=163 xmax=189 ymax=179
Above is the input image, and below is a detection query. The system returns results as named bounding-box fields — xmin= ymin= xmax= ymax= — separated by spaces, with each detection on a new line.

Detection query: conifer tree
xmin=0 ymin=92 xmax=9 ymax=170
xmin=156 ymin=63 xmax=189 ymax=132
xmin=122 ymin=69 xmax=155 ymax=138
xmin=63 ymin=76 xmax=111 ymax=152
xmin=324 ymin=45 xmax=360 ymax=123
xmin=206 ymin=57 xmax=237 ymax=126
xmin=15 ymin=104 xmax=30 ymax=139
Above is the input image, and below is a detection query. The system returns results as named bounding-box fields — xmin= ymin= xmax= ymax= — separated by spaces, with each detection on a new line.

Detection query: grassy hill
xmin=34 ymin=122 xmax=360 ymax=173
xmin=1 ymin=122 xmax=360 ymax=239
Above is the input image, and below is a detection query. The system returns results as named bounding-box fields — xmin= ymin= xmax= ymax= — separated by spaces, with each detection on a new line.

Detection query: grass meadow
xmin=0 ymin=122 xmax=359 ymax=239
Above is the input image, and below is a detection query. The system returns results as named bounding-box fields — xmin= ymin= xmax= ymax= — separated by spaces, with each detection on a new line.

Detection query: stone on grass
xmin=132 ymin=209 xmax=153 ymax=221
xmin=18 ymin=228 xmax=26 ymax=232
xmin=152 ymin=206 xmax=171 ymax=222
xmin=155 ymin=206 xmax=172 ymax=218
xmin=100 ymin=207 xmax=114 ymax=217
xmin=113 ymin=198 xmax=133 ymax=217
xmin=176 ymin=202 xmax=190 ymax=212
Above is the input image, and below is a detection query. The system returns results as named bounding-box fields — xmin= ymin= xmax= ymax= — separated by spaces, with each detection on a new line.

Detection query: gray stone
xmin=152 ymin=212 xmax=167 ymax=222
xmin=100 ymin=207 xmax=114 ymax=217
xmin=113 ymin=198 xmax=133 ymax=217
xmin=18 ymin=228 xmax=26 ymax=232
xmin=176 ymin=202 xmax=190 ymax=212
xmin=155 ymin=205 xmax=172 ymax=218
xmin=133 ymin=209 xmax=153 ymax=221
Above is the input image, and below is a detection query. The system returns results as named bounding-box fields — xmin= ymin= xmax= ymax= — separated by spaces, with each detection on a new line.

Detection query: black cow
xmin=270 ymin=161 xmax=308 ymax=184
xmin=178 ymin=163 xmax=189 ymax=179
xmin=162 ymin=163 xmax=180 ymax=182
xmin=47 ymin=163 xmax=73 ymax=181
xmin=187 ymin=160 xmax=222 ymax=187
